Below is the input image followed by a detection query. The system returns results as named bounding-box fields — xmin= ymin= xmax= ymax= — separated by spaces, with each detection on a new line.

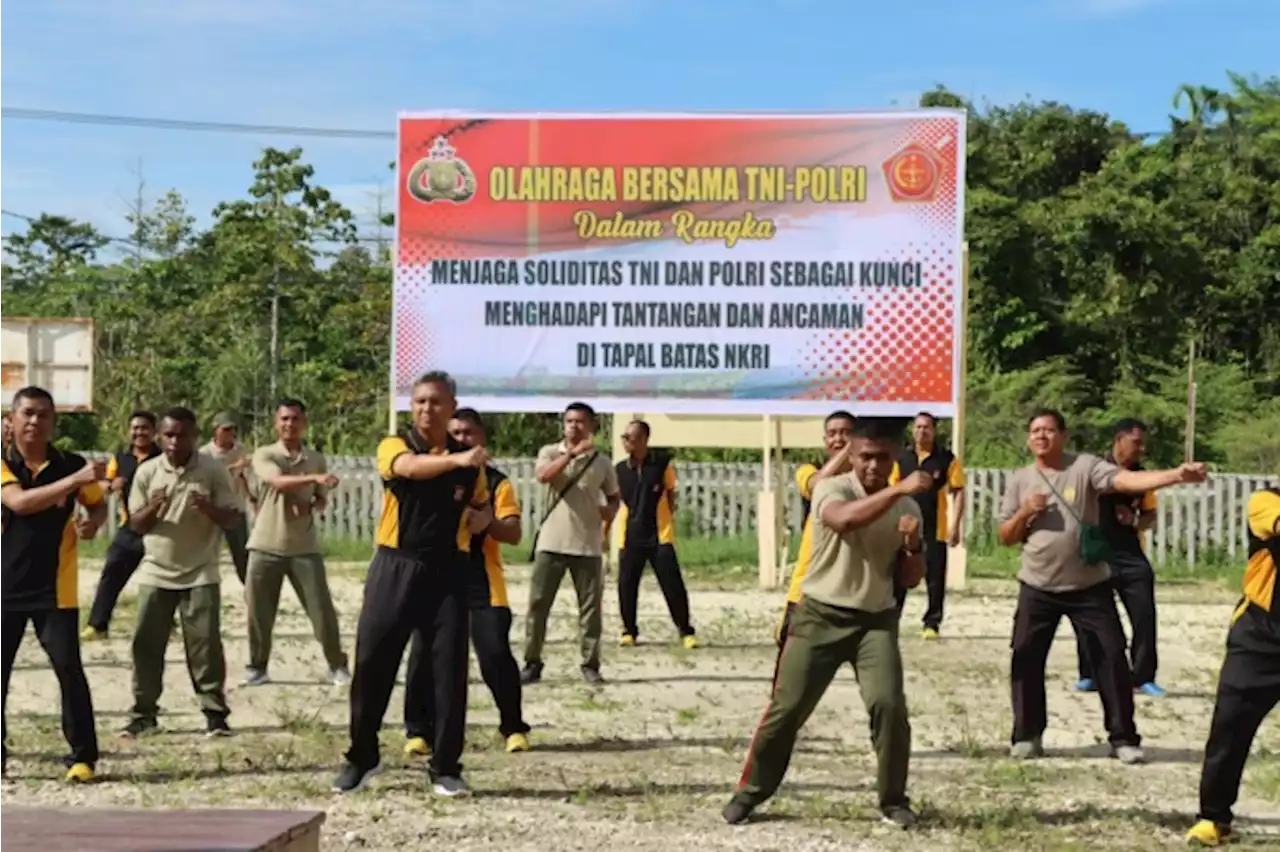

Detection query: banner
xmin=393 ymin=111 xmax=966 ymax=416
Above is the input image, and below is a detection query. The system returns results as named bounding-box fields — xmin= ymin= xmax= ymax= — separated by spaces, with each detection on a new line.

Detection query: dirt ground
xmin=2 ymin=561 xmax=1278 ymax=851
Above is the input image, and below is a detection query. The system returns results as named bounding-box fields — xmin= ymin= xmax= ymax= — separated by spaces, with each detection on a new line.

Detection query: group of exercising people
xmin=2 ymin=380 xmax=1274 ymax=846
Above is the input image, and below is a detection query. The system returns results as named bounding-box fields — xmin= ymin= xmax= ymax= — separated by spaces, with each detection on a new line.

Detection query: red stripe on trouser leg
xmin=736 ymin=636 xmax=793 ymax=789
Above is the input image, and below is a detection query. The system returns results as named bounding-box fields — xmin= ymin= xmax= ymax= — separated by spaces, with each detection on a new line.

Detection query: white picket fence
xmin=88 ymin=452 xmax=1275 ymax=568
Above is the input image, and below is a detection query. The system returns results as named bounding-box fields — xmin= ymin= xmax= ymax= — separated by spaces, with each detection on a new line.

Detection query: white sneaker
xmin=330 ymin=667 xmax=351 ymax=686
xmin=1112 ymin=744 xmax=1145 ymax=765
xmin=241 ymin=668 xmax=270 ymax=687
xmin=432 ymin=775 xmax=469 ymax=798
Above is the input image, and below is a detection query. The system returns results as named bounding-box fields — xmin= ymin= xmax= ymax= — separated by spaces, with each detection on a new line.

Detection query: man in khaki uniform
xmin=122 ymin=407 xmax=241 ymax=738
xmin=522 ymin=402 xmax=620 ymax=685
xmin=242 ymin=399 xmax=349 ymax=687
xmin=725 ymin=417 xmax=932 ymax=829
xmin=203 ymin=411 xmax=252 ymax=583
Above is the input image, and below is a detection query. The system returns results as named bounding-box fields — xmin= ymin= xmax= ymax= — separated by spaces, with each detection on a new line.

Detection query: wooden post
xmin=757 ymin=415 xmax=779 ymax=589
xmin=946 ymin=241 xmax=970 ymax=591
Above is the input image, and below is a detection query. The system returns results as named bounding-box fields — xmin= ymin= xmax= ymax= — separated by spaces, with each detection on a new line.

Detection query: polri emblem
xmin=407 ymin=136 xmax=477 ymax=205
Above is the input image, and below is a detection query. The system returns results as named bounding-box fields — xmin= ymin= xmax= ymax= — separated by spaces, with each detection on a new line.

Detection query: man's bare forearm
xmin=898 ymin=551 xmax=925 ymax=588
xmin=265 ymin=474 xmax=321 ymax=493
xmin=1114 ymin=469 xmax=1182 ymax=494
xmin=489 ymin=516 xmax=522 ymax=545
xmin=129 ymin=502 xmax=166 ymax=533
xmin=998 ymin=506 xmax=1039 ymax=546
xmin=820 ymin=484 xmax=909 ymax=534
xmin=392 ymin=453 xmax=460 ymax=481
xmin=1 ymin=477 xmax=85 ymax=515
xmin=535 ymin=452 xmax=574 ymax=484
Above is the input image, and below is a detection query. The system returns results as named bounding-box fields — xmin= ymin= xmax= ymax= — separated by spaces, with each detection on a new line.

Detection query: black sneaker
xmin=723 ymin=799 xmax=753 ymax=825
xmin=520 ymin=662 xmax=543 ymax=685
xmin=581 ymin=665 xmax=605 ymax=685
xmin=881 ymin=804 xmax=918 ymax=829
xmin=205 ymin=716 xmax=233 ymax=738
xmin=332 ymin=761 xmax=381 ymax=794
xmin=118 ymin=717 xmax=159 ymax=739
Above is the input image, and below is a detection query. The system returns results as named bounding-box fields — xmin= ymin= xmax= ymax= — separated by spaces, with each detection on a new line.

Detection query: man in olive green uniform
xmin=122 ymin=407 xmax=241 ymax=738
xmin=242 ymin=399 xmax=349 ymax=687
xmin=522 ymin=402 xmax=620 ymax=686
xmin=202 ymin=411 xmax=252 ymax=583
xmin=725 ymin=417 xmax=933 ymax=829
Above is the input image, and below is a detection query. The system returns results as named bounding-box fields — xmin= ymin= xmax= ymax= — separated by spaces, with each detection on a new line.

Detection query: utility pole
xmin=269 ymin=186 xmax=281 ymax=404
xmin=1184 ymin=336 xmax=1197 ymax=463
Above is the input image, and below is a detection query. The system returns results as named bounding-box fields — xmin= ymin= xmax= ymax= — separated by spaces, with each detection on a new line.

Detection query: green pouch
xmin=1078 ymin=522 xmax=1113 ymax=566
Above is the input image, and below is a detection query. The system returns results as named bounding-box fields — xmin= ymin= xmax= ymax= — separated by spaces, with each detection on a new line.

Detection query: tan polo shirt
xmin=202 ymin=439 xmax=251 ymax=510
xmin=128 ymin=452 xmax=241 ymax=589
xmin=805 ymin=473 xmax=923 ymax=612
xmin=247 ymin=442 xmax=328 ymax=557
xmin=534 ymin=441 xmax=619 ymax=557
xmin=999 ymin=453 xmax=1121 ymax=592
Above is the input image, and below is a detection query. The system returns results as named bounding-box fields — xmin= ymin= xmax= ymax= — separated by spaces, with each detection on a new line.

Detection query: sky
xmin=1 ymin=0 xmax=1275 ymax=254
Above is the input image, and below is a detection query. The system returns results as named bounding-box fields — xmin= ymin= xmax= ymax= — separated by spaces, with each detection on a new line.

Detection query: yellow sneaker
xmin=921 ymin=628 xmax=940 ymax=640
xmin=1185 ymin=819 xmax=1233 ymax=847
xmin=403 ymin=736 xmax=431 ymax=757
xmin=682 ymin=635 xmax=700 ymax=650
xmin=80 ymin=626 xmax=107 ymax=643
xmin=64 ymin=762 xmax=94 ymax=783
xmin=505 ymin=733 xmax=531 ymax=753
xmin=619 ymin=634 xmax=637 ymax=647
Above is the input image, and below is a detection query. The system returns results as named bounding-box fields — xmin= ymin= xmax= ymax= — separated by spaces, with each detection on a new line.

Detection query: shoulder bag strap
xmin=1034 ymin=466 xmax=1083 ymax=523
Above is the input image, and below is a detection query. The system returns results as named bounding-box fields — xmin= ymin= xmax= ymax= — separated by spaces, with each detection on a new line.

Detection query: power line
xmin=3 ymin=104 xmax=1173 ymax=140
xmin=1 ymin=107 xmax=394 ymax=140
xmin=1 ymin=209 xmax=390 ymax=248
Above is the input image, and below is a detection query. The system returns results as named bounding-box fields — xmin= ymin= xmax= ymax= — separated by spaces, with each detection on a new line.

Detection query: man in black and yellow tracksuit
xmin=334 ymin=372 xmax=490 ymax=798
xmin=775 ymin=410 xmax=856 ymax=664
xmin=404 ymin=408 xmax=531 ymax=756
xmin=888 ymin=412 xmax=965 ymax=637
xmin=83 ymin=410 xmax=161 ymax=640
xmin=614 ymin=419 xmax=697 ymax=649
xmin=1 ymin=386 xmax=107 ymax=782
xmin=1186 ymin=486 xmax=1280 ymax=848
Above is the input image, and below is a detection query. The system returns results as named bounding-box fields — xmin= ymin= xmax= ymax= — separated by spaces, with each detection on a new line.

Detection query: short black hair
xmin=824 ymin=410 xmax=855 ymax=429
xmin=12 ymin=386 xmax=54 ymax=409
xmin=1113 ymin=417 xmax=1147 ymax=436
xmin=129 ymin=410 xmax=157 ymax=426
xmin=914 ymin=411 xmax=937 ymax=426
xmin=163 ymin=406 xmax=198 ymax=426
xmin=565 ymin=401 xmax=596 ymax=422
xmin=452 ymin=407 xmax=485 ymax=432
xmin=851 ymin=416 xmax=908 ymax=441
xmin=627 ymin=419 xmax=651 ymax=438
xmin=413 ymin=371 xmax=457 ymax=397
xmin=278 ymin=397 xmax=307 ymax=414
xmin=1027 ymin=408 xmax=1067 ymax=430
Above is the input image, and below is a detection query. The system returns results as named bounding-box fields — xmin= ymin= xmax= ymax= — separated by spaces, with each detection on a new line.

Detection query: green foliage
xmin=4 ymin=75 xmax=1278 ymax=470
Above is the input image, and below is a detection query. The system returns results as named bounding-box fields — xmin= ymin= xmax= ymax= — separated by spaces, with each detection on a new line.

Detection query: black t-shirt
xmin=375 ymin=432 xmax=485 ymax=556
xmin=1097 ymin=460 xmax=1150 ymax=559
xmin=1 ymin=446 xmax=105 ymax=610
xmin=616 ymin=451 xmax=673 ymax=549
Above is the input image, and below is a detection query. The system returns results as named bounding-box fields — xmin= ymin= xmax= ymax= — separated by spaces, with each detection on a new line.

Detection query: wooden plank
xmin=1 ymin=807 xmax=324 ymax=852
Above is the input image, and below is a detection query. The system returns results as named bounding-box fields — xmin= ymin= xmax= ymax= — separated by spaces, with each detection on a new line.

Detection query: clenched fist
xmin=898 ymin=513 xmax=922 ymax=549
xmin=898 ymin=470 xmax=933 ymax=495
xmin=1022 ymin=491 xmax=1048 ymax=515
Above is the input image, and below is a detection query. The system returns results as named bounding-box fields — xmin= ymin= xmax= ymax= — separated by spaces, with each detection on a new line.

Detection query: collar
xmin=7 ymin=442 xmax=57 ymax=473
xmin=275 ymin=440 xmax=309 ymax=463
xmin=159 ymin=451 xmax=200 ymax=474
xmin=406 ymin=429 xmax=454 ymax=455
xmin=1106 ymin=453 xmax=1142 ymax=472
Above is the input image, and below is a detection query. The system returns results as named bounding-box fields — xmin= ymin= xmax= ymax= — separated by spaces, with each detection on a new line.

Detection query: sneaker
xmin=520 ymin=662 xmax=543 ymax=685
xmin=1111 ymin=744 xmax=1145 ymax=765
xmin=118 ymin=718 xmax=159 ymax=739
xmin=330 ymin=667 xmax=352 ymax=687
xmin=64 ymin=762 xmax=94 ymax=783
xmin=505 ymin=733 xmax=531 ymax=753
xmin=1136 ymin=682 xmax=1166 ymax=698
xmin=205 ymin=717 xmax=233 ymax=738
xmin=1186 ymin=818 xmax=1234 ymax=847
xmin=332 ymin=761 xmax=380 ymax=793
xmin=404 ymin=736 xmax=432 ymax=757
xmin=620 ymin=634 xmax=637 ymax=647
xmin=881 ymin=805 xmax=918 ymax=829
xmin=722 ymin=799 xmax=753 ymax=825
xmin=1074 ymin=678 xmax=1096 ymax=692
xmin=581 ymin=665 xmax=605 ymax=685
xmin=921 ymin=627 xmax=940 ymax=640
xmin=80 ymin=626 xmax=108 ymax=643
xmin=682 ymin=635 xmax=700 ymax=650
xmin=1009 ymin=739 xmax=1044 ymax=760
xmin=241 ymin=668 xmax=271 ymax=687
xmin=432 ymin=775 xmax=469 ymax=797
